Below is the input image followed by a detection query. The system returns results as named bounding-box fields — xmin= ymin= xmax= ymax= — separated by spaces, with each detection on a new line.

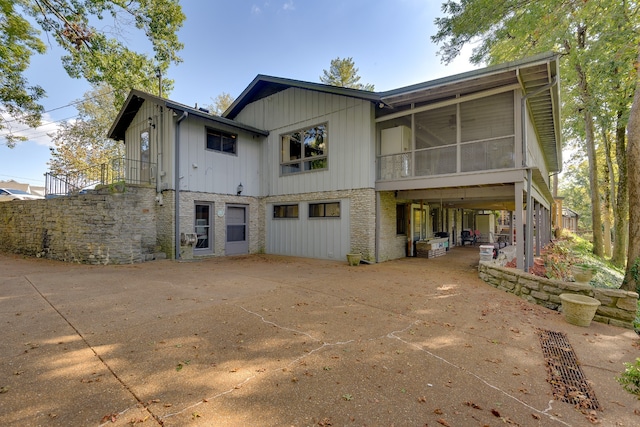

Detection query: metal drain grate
xmin=537 ymin=329 xmax=600 ymax=411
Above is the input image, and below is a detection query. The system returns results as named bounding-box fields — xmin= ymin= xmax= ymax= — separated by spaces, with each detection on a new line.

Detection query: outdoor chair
xmin=461 ymin=230 xmax=476 ymax=246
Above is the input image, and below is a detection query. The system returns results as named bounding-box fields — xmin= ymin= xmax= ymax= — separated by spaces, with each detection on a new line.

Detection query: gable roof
xmin=223 ymin=75 xmax=382 ymax=120
xmin=108 ymin=89 xmax=269 ymax=141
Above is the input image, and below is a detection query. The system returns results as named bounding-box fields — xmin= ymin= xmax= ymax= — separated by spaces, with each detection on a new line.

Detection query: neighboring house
xmin=562 ymin=207 xmax=579 ymax=233
xmin=108 ymin=52 xmax=561 ymax=271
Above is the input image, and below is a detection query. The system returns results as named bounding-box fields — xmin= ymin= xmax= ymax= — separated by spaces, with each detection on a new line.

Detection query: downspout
xmin=174 ymin=111 xmax=188 ymax=260
xmin=521 ymin=75 xmax=558 ymax=271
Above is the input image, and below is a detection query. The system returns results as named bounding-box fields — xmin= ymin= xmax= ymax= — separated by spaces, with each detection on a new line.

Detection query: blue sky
xmin=0 ymin=0 xmax=477 ymax=187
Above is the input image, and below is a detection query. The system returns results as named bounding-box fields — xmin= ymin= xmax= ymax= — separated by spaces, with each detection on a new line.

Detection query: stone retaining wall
xmin=0 ymin=185 xmax=161 ymax=264
xmin=478 ymin=262 xmax=638 ymax=329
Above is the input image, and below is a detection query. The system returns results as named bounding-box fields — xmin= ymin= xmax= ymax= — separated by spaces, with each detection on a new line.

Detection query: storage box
xmin=479 ymin=245 xmax=494 ymax=262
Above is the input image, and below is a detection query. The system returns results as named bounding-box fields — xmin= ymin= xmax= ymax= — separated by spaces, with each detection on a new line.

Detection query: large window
xmin=309 ymin=202 xmax=340 ymax=218
xmin=273 ymin=204 xmax=299 ymax=219
xmin=206 ymin=128 xmax=237 ymax=155
xmin=281 ymin=124 xmax=327 ymax=174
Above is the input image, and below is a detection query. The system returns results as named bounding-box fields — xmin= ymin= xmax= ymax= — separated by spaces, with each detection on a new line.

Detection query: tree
xmin=432 ymin=0 xmax=639 ymax=261
xmin=320 ymin=57 xmax=375 ymax=91
xmin=1 ymin=0 xmax=185 ymax=147
xmin=207 ymin=92 xmax=235 ymax=116
xmin=48 ymin=84 xmax=123 ymax=182
xmin=623 ymin=49 xmax=640 ymax=293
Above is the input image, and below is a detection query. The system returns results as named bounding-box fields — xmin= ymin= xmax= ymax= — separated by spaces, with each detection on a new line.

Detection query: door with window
xmin=194 ymin=203 xmax=213 ymax=254
xmin=225 ymin=205 xmax=249 ymax=255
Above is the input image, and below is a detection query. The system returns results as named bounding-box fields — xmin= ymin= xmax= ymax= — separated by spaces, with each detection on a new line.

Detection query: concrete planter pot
xmin=346 ymin=253 xmax=361 ymax=266
xmin=571 ymin=265 xmax=594 ymax=283
xmin=560 ymin=293 xmax=601 ymax=327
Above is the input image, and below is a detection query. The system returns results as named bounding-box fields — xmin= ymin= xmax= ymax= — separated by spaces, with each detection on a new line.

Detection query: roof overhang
xmin=108 ymin=89 xmax=269 ymax=141
xmin=378 ymin=52 xmax=562 ymax=173
xmin=224 ymin=75 xmax=382 ymax=120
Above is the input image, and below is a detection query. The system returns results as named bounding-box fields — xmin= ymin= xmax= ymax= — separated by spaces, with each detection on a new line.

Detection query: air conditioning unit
xmin=181 ymin=232 xmax=197 ymax=246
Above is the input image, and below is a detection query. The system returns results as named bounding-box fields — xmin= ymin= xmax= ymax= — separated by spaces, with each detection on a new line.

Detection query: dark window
xmin=273 ymin=204 xmax=299 ymax=218
xmin=396 ymin=205 xmax=406 ymax=235
xmin=309 ymin=202 xmax=340 ymax=218
xmin=206 ymin=128 xmax=237 ymax=155
xmin=281 ymin=124 xmax=327 ymax=174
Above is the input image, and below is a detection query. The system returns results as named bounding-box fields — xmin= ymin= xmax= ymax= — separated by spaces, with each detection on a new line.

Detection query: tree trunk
xmin=622 ymin=52 xmax=640 ymax=292
xmin=602 ymin=149 xmax=612 ymax=258
xmin=583 ymin=109 xmax=604 ymax=256
xmin=612 ymin=110 xmax=629 ymax=267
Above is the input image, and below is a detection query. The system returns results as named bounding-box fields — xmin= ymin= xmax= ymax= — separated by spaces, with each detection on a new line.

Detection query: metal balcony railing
xmin=45 ymin=157 xmax=156 ymax=196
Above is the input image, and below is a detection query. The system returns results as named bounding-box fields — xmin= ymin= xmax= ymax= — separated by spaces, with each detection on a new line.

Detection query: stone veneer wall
xmin=262 ymin=188 xmax=376 ymax=261
xmin=377 ymin=191 xmax=407 ymax=261
xmin=176 ymin=191 xmax=262 ymax=257
xmin=0 ymin=185 xmax=159 ymax=264
xmin=479 ymin=262 xmax=638 ymax=329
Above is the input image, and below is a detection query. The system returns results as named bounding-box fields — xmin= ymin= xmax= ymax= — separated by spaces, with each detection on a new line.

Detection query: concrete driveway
xmin=1 ymin=249 xmax=638 ymax=426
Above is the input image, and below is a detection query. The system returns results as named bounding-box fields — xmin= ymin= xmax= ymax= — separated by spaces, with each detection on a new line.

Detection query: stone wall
xmin=377 ymin=191 xmax=407 ymax=261
xmin=478 ymin=262 xmax=638 ymax=329
xmin=0 ymin=185 xmax=160 ymax=264
xmin=176 ymin=190 xmax=262 ymax=257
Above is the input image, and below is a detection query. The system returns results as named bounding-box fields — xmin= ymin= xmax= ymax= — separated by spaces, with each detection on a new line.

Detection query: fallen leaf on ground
xmin=437 ymin=418 xmax=451 ymax=426
xmin=491 ymin=409 xmax=501 ymax=417
xmin=464 ymin=401 xmax=482 ymax=409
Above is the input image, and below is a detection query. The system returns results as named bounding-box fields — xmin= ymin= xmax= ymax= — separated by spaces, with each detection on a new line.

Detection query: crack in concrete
xmin=387 ymin=327 xmax=573 ymax=426
xmin=23 ymin=276 xmax=163 ymax=426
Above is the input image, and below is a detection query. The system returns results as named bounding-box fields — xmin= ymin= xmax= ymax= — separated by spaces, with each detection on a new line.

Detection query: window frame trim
xmin=308 ymin=201 xmax=341 ymax=219
xmin=279 ymin=122 xmax=328 ymax=176
xmin=273 ymin=203 xmax=300 ymax=219
xmin=205 ymin=127 xmax=238 ymax=156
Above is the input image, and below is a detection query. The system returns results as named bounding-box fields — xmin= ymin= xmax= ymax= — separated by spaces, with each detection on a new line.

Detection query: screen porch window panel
xmin=461 ymin=137 xmax=515 ymax=172
xmin=460 ymin=91 xmax=514 ymax=142
xmin=415 ymin=145 xmax=457 ymax=176
xmin=414 ymin=104 xmax=457 ymax=150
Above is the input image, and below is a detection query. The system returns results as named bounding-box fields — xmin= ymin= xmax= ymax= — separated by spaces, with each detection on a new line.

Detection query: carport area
xmin=1 ymin=249 xmax=638 ymax=426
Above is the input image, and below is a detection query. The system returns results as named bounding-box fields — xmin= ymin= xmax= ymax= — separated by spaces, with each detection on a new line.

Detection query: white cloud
xmin=0 ymin=112 xmax=64 ymax=148
xmin=282 ymin=0 xmax=294 ymax=11
xmin=251 ymin=4 xmax=261 ymax=15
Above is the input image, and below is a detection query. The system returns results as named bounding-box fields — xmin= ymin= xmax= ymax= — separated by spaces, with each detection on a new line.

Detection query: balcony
xmin=45 ymin=157 xmax=156 ymax=197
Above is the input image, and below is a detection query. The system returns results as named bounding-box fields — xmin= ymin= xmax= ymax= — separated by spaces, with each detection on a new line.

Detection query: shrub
xmin=617 ymin=358 xmax=640 ymax=398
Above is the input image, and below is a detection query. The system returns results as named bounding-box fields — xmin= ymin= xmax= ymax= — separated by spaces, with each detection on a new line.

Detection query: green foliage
xmin=207 ymin=92 xmax=235 ymax=116
xmin=631 ymin=257 xmax=640 ymax=284
xmin=616 ymin=358 xmax=640 ymax=399
xmin=320 ymin=57 xmax=374 ymax=91
xmin=48 ymin=84 xmax=124 ymax=177
xmin=1 ymin=0 xmax=185 ymax=146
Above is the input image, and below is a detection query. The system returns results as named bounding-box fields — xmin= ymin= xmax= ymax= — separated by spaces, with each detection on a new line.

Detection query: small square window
xmin=206 ymin=128 xmax=237 ymax=155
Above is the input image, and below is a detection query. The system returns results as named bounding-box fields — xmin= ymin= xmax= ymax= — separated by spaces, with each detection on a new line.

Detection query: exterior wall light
xmin=236 ymin=183 xmax=243 ymax=196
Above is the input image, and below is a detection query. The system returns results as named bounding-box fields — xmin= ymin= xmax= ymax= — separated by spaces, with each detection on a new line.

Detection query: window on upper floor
xmin=280 ymin=124 xmax=327 ymax=175
xmin=206 ymin=128 xmax=237 ymax=155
